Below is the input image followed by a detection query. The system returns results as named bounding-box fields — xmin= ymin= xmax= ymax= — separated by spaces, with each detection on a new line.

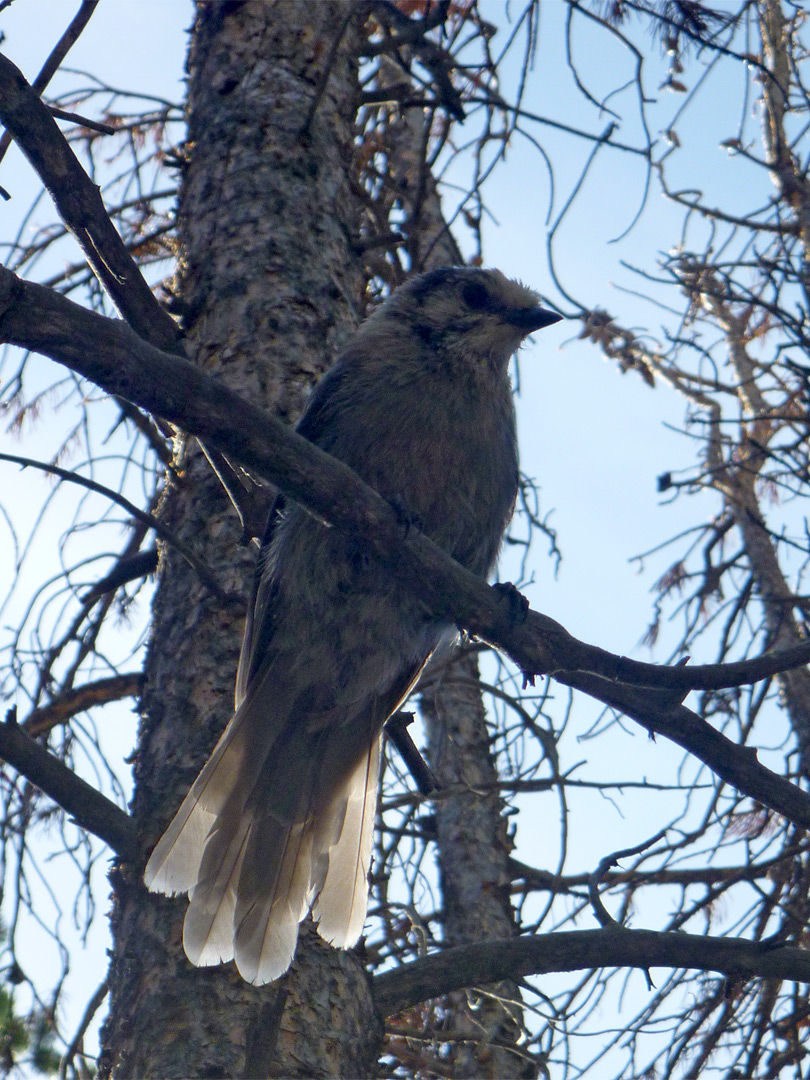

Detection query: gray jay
xmin=144 ymin=267 xmax=561 ymax=984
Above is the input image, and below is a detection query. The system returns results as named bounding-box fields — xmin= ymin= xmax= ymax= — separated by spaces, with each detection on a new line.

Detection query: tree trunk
xmin=422 ymin=652 xmax=535 ymax=1078
xmin=100 ymin=3 xmax=381 ymax=1076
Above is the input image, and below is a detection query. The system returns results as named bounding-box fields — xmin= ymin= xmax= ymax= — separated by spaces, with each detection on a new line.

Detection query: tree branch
xmin=508 ymin=851 xmax=797 ymax=892
xmin=556 ymin=669 xmax=810 ymax=829
xmin=0 ymin=51 xmax=178 ymax=349
xmin=0 ymin=451 xmax=233 ymax=603
xmin=23 ymin=673 xmax=144 ymax=737
xmin=386 ymin=711 xmax=438 ymax=795
xmin=0 ymin=711 xmax=136 ymax=859
xmin=82 ymin=549 xmax=159 ymax=603
xmin=0 ymin=0 xmax=100 ymax=180
xmin=373 ymin=928 xmax=810 ymax=1017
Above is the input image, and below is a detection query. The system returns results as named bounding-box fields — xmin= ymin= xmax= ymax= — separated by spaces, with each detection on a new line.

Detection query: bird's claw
xmin=388 ymin=496 xmax=424 ymax=538
xmin=493 ymin=581 xmax=530 ymax=624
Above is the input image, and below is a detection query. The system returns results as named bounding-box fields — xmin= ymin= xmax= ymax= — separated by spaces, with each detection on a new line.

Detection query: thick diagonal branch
xmin=3 ymin=265 xmax=810 ymax=830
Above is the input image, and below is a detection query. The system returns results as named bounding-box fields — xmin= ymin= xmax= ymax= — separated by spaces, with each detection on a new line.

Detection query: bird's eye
xmin=462 ymin=280 xmax=490 ymax=311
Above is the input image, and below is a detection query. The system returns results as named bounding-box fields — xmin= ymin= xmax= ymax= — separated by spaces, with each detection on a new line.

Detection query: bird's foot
xmin=492 ymin=581 xmax=530 ymax=624
xmin=388 ymin=496 xmax=424 ymax=538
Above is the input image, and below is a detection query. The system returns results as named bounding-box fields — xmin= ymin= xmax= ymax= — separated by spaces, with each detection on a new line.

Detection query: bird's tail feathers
xmin=143 ymin=670 xmax=299 ymax=896
xmin=227 ymin=729 xmax=382 ymax=984
xmin=144 ymin=664 xmax=417 ymax=984
xmin=312 ymin=734 xmax=381 ymax=947
xmin=233 ymin=813 xmax=315 ymax=984
xmin=182 ymin=809 xmax=250 ymax=967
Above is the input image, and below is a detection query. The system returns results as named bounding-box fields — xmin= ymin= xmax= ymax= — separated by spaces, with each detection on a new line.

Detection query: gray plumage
xmin=144 ymin=267 xmax=561 ymax=984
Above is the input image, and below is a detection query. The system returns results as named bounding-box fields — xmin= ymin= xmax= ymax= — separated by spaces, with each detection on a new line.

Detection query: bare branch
xmin=374 ymin=927 xmax=810 ymax=1017
xmin=47 ymin=105 xmax=117 ymax=135
xmin=0 ymin=710 xmax=136 ymax=859
xmin=23 ymin=673 xmax=143 ymax=737
xmin=0 ymin=451 xmax=233 ymax=604
xmin=0 ymin=0 xmax=100 ymax=175
xmin=81 ymin=548 xmax=158 ymax=602
xmin=0 ymin=52 xmax=178 ymax=348
xmin=558 ymin=669 xmax=810 ymax=830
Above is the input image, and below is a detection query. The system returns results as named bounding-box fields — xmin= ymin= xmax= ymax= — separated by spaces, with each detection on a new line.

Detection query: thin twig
xmin=47 ymin=105 xmax=116 ymax=135
xmin=0 ymin=451 xmax=234 ymax=604
xmin=59 ymin=977 xmax=109 ymax=1080
xmin=0 ymin=0 xmax=100 ymax=170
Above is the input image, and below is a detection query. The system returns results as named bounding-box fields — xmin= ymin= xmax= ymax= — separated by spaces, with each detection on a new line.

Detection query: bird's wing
xmin=235 ymin=491 xmax=285 ymax=707
xmin=235 ymin=358 xmax=356 ymax=707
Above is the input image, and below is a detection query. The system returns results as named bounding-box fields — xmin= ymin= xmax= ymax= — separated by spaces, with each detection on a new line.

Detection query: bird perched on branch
xmin=144 ymin=267 xmax=561 ymax=984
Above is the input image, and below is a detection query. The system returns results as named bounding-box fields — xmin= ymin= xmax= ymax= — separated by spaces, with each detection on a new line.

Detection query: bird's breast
xmin=347 ymin=374 xmax=518 ymax=576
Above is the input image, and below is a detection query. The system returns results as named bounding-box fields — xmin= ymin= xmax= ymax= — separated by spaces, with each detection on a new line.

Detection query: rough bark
xmin=100 ymin=3 xmax=380 ymax=1077
xmin=726 ymin=469 xmax=810 ymax=768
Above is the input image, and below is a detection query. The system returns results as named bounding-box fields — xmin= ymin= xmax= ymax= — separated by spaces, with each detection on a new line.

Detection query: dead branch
xmin=0 ymin=710 xmax=136 ymax=859
xmin=373 ymin=927 xmax=810 ymax=1017
xmin=23 ymin=673 xmax=144 ymax=737
xmin=0 ymin=51 xmax=178 ymax=348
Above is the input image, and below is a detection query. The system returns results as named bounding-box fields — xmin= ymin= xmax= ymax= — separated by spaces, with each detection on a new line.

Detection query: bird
xmin=144 ymin=266 xmax=562 ymax=985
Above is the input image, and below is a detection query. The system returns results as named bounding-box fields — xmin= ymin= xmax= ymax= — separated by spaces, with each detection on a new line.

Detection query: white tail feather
xmin=313 ymin=738 xmax=381 ymax=947
xmin=144 ymin=667 xmax=299 ymax=894
xmin=144 ymin=797 xmax=215 ymax=895
xmin=144 ymin=714 xmax=254 ymax=894
xmin=182 ymin=813 xmax=251 ymax=966
xmin=234 ymin=820 xmax=314 ymax=984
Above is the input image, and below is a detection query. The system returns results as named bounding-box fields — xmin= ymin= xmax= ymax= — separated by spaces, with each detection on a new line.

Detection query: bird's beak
xmin=507 ymin=306 xmax=563 ymax=333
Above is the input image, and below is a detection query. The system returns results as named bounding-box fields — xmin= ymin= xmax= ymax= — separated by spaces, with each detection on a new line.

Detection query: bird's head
xmin=370 ymin=267 xmax=562 ymax=368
